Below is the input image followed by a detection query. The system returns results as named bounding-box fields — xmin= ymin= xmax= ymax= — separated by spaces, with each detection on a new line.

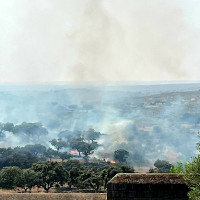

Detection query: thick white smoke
xmin=69 ymin=0 xmax=195 ymax=82
xmin=0 ymin=0 xmax=199 ymax=82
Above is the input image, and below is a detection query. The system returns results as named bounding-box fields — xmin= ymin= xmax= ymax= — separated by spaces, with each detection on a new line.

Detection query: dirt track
xmin=0 ymin=193 xmax=107 ymax=200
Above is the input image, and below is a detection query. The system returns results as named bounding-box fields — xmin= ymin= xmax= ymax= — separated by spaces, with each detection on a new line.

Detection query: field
xmin=0 ymin=193 xmax=106 ymax=200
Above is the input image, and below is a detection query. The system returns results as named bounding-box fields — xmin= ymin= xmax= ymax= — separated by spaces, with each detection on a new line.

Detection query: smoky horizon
xmin=0 ymin=0 xmax=200 ymax=82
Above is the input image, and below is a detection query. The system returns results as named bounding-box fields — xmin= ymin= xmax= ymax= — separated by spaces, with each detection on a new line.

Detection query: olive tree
xmin=32 ymin=161 xmax=68 ymax=193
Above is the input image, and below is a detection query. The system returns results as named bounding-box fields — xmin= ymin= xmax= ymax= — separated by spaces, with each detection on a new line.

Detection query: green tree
xmin=70 ymin=138 xmax=96 ymax=162
xmin=76 ymin=167 xmax=102 ymax=191
xmin=14 ymin=122 xmax=48 ymax=142
xmin=83 ymin=173 xmax=103 ymax=192
xmin=148 ymin=167 xmax=158 ymax=173
xmin=120 ymin=165 xmax=135 ymax=173
xmin=154 ymin=159 xmax=172 ymax=173
xmin=68 ymin=167 xmax=82 ymax=189
xmin=70 ymin=137 xmax=84 ymax=157
xmin=23 ymin=144 xmax=46 ymax=156
xmin=79 ymin=142 xmax=95 ymax=163
xmin=170 ymin=162 xmax=184 ymax=174
xmin=0 ymin=147 xmax=39 ymax=169
xmin=101 ymin=166 xmax=122 ymax=189
xmin=44 ymin=148 xmax=58 ymax=160
xmin=15 ymin=169 xmax=37 ymax=192
xmin=49 ymin=139 xmax=67 ymax=152
xmin=184 ymin=131 xmax=200 ymax=199
xmin=100 ymin=165 xmax=134 ymax=189
xmin=84 ymin=128 xmax=101 ymax=143
xmin=58 ymin=152 xmax=72 ymax=162
xmin=0 ymin=166 xmax=22 ymax=189
xmin=0 ymin=147 xmax=13 ymax=159
xmin=7 ymin=151 xmax=39 ymax=169
xmin=185 ymin=156 xmax=200 ymax=200
xmin=114 ymin=149 xmax=129 ymax=163
xmin=32 ymin=161 xmax=68 ymax=193
xmin=62 ymin=160 xmax=84 ymax=171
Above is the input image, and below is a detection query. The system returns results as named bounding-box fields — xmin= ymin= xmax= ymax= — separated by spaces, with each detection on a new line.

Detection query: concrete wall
xmin=107 ymin=183 xmax=188 ymax=200
xmin=0 ymin=193 xmax=106 ymax=200
xmin=107 ymin=183 xmax=189 ymax=200
xmin=107 ymin=173 xmax=189 ymax=200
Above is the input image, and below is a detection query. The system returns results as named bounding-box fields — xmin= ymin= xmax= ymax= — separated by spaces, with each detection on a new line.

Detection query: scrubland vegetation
xmin=0 ymin=120 xmax=200 ymax=200
xmin=0 ymin=125 xmax=135 ymax=193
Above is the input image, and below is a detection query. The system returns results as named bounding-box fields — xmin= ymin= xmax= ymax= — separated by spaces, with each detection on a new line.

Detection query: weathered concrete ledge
xmin=0 ymin=193 xmax=106 ymax=200
xmin=107 ymin=173 xmax=189 ymax=200
xmin=109 ymin=173 xmax=186 ymax=184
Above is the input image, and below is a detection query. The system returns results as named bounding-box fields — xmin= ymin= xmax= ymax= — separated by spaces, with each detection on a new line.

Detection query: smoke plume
xmin=69 ymin=0 xmax=193 ymax=82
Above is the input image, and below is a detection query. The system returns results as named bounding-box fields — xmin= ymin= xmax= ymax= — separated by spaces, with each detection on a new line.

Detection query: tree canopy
xmin=114 ymin=149 xmax=129 ymax=163
xmin=32 ymin=161 xmax=67 ymax=192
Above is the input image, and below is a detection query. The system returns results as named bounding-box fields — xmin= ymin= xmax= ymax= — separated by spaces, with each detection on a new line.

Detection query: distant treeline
xmin=0 ymin=122 xmax=132 ymax=167
xmin=0 ymin=160 xmax=134 ymax=193
xmin=0 ymin=156 xmax=180 ymax=193
xmin=0 ymin=122 xmax=48 ymax=143
xmin=0 ymin=121 xmax=184 ymax=193
xmin=0 ymin=134 xmax=176 ymax=193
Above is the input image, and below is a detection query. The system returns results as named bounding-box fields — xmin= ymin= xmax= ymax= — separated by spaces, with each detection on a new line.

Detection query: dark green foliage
xmin=0 ymin=123 xmax=134 ymax=192
xmin=44 ymin=148 xmax=58 ymax=160
xmin=32 ymin=161 xmax=68 ymax=192
xmin=184 ymin=131 xmax=200 ymax=200
xmin=84 ymin=128 xmax=101 ymax=143
xmin=68 ymin=167 xmax=82 ymax=189
xmin=0 ymin=147 xmax=13 ymax=158
xmin=58 ymin=152 xmax=72 ymax=162
xmin=14 ymin=122 xmax=48 ymax=142
xmin=23 ymin=144 xmax=46 ymax=156
xmin=101 ymin=166 xmax=122 ymax=189
xmin=149 ymin=167 xmax=158 ymax=173
xmin=0 ymin=158 xmax=134 ymax=192
xmin=0 ymin=147 xmax=39 ymax=169
xmin=62 ymin=160 xmax=84 ymax=171
xmin=0 ymin=166 xmax=22 ymax=189
xmin=185 ymin=156 xmax=200 ymax=200
xmin=120 ymin=165 xmax=135 ymax=173
xmin=79 ymin=142 xmax=95 ymax=163
xmin=69 ymin=166 xmax=103 ymax=192
xmin=70 ymin=137 xmax=84 ymax=156
xmin=50 ymin=139 xmax=68 ymax=152
xmin=154 ymin=159 xmax=172 ymax=173
xmin=64 ymin=159 xmax=135 ymax=191
xmin=70 ymin=138 xmax=96 ymax=162
xmin=80 ymin=168 xmax=103 ymax=192
xmin=114 ymin=149 xmax=129 ymax=163
xmin=14 ymin=169 xmax=37 ymax=192
xmin=7 ymin=151 xmax=39 ymax=169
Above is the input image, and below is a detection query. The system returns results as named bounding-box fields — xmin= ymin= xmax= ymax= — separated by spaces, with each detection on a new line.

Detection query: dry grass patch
xmin=0 ymin=193 xmax=106 ymax=200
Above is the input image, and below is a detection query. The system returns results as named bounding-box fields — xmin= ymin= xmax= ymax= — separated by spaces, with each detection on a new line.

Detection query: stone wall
xmin=107 ymin=173 xmax=189 ymax=200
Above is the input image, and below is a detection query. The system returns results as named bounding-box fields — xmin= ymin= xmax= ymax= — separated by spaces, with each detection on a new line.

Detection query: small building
xmin=107 ymin=173 xmax=189 ymax=200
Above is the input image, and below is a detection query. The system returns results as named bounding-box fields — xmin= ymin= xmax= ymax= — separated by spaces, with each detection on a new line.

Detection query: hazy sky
xmin=0 ymin=0 xmax=200 ymax=82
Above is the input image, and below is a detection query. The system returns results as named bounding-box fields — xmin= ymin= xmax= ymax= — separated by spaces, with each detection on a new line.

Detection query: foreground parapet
xmin=107 ymin=173 xmax=189 ymax=200
xmin=0 ymin=193 xmax=106 ymax=200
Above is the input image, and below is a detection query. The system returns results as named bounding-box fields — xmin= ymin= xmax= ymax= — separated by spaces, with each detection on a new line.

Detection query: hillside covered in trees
xmin=0 ymin=83 xmax=200 ymax=166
